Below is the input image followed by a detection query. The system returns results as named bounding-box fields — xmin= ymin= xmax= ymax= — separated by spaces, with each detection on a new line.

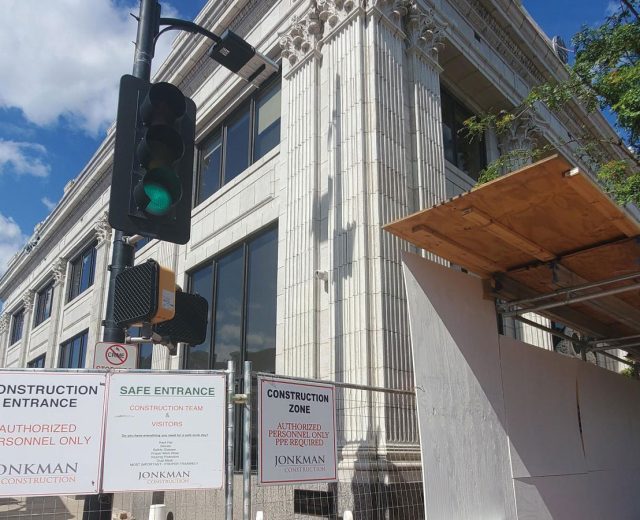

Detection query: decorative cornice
xmin=94 ymin=212 xmax=112 ymax=245
xmin=405 ymin=3 xmax=446 ymax=60
xmin=280 ymin=7 xmax=323 ymax=67
xmin=53 ymin=257 xmax=67 ymax=285
xmin=22 ymin=290 xmax=35 ymax=312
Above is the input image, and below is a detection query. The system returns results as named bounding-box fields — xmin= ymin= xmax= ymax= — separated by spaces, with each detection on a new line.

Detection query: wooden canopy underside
xmin=384 ymin=155 xmax=640 ymax=360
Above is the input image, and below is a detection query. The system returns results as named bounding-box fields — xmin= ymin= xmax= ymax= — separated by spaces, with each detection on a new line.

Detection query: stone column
xmin=87 ymin=212 xmax=112 ymax=366
xmin=18 ymin=290 xmax=35 ymax=367
xmin=45 ymin=258 xmax=68 ymax=368
xmin=405 ymin=2 xmax=447 ymax=211
xmin=277 ymin=5 xmax=323 ymax=378
xmin=0 ymin=313 xmax=10 ymax=367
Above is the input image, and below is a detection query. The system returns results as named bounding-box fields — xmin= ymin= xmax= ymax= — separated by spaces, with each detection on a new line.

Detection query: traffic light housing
xmin=153 ymin=291 xmax=208 ymax=346
xmin=113 ymin=259 xmax=209 ymax=346
xmin=113 ymin=260 xmax=176 ymax=327
xmin=109 ymin=75 xmax=196 ymax=244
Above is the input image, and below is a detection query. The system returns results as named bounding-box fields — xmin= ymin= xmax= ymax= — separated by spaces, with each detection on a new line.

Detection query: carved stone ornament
xmin=53 ymin=257 xmax=67 ymax=285
xmin=0 ymin=314 xmax=9 ymax=334
xmin=317 ymin=0 xmax=358 ymax=29
xmin=405 ymin=3 xmax=446 ymax=58
xmin=372 ymin=0 xmax=412 ymax=21
xmin=22 ymin=290 xmax=35 ymax=312
xmin=94 ymin=211 xmax=112 ymax=245
xmin=280 ymin=7 xmax=323 ymax=66
xmin=498 ymin=111 xmax=542 ymax=155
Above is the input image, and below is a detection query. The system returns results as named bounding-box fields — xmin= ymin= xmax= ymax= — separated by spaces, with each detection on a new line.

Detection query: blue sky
xmin=0 ymin=0 xmax=620 ymax=275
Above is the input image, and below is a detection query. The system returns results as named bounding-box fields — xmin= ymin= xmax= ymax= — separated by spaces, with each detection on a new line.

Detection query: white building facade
xmin=0 ymin=0 xmax=621 ymax=505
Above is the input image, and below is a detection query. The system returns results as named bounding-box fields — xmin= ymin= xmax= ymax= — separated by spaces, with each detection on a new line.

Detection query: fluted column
xmin=405 ymin=3 xmax=447 ymax=211
xmin=0 ymin=313 xmax=10 ymax=367
xmin=18 ymin=291 xmax=35 ymax=367
xmin=46 ymin=258 xmax=68 ymax=368
xmin=278 ymin=5 xmax=323 ymax=378
xmin=87 ymin=212 xmax=112 ymax=365
xmin=319 ymin=0 xmax=372 ymax=388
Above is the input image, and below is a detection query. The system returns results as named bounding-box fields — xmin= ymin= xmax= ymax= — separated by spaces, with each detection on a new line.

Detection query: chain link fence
xmin=0 ymin=371 xmax=423 ymax=520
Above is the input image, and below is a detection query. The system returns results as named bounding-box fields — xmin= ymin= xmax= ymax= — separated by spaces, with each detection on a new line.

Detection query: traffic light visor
xmin=141 ymin=82 xmax=186 ymax=125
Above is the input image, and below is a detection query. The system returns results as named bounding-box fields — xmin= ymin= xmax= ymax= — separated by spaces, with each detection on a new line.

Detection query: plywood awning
xmin=384 ymin=155 xmax=640 ymax=361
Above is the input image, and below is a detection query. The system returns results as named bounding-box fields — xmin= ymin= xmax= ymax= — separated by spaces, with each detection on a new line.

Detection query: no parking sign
xmin=93 ymin=342 xmax=138 ymax=369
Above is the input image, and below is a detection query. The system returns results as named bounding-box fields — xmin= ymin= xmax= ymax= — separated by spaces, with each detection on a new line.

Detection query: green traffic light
xmin=134 ymin=167 xmax=182 ymax=217
xmin=143 ymin=181 xmax=173 ymax=215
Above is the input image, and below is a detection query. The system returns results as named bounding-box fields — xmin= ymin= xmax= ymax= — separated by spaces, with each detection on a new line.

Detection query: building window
xmin=68 ymin=243 xmax=97 ymax=301
xmin=184 ymin=226 xmax=278 ymax=374
xmin=128 ymin=327 xmax=154 ymax=369
xmin=34 ymin=281 xmax=54 ymax=327
xmin=28 ymin=355 xmax=46 ymax=368
xmin=134 ymin=236 xmax=152 ymax=251
xmin=441 ymin=86 xmax=487 ymax=180
xmin=10 ymin=308 xmax=24 ymax=345
xmin=195 ymin=76 xmax=281 ymax=205
xmin=59 ymin=331 xmax=88 ymax=368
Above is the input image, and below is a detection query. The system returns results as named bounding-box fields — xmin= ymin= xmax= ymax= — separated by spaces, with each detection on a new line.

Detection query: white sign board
xmin=0 ymin=372 xmax=107 ymax=497
xmin=258 ymin=376 xmax=337 ymax=485
xmin=93 ymin=342 xmax=138 ymax=370
xmin=102 ymin=372 xmax=226 ymax=492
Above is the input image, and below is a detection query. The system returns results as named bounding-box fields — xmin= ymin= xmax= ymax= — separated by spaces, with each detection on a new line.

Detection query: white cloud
xmin=0 ymin=0 xmax=177 ymax=136
xmin=0 ymin=213 xmax=27 ymax=277
xmin=0 ymin=139 xmax=50 ymax=177
xmin=42 ymin=196 xmax=57 ymax=211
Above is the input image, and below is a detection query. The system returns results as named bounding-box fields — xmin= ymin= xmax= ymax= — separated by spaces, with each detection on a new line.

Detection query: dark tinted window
xmin=184 ymin=226 xmax=277 ymax=374
xmin=10 ymin=309 xmax=24 ymax=345
xmin=68 ymin=243 xmax=97 ymax=301
xmin=59 ymin=331 xmax=88 ymax=368
xmin=34 ymin=282 xmax=54 ymax=326
xmin=441 ymin=87 xmax=486 ymax=180
xmin=28 ymin=355 xmax=46 ymax=368
xmin=195 ymin=75 xmax=281 ymax=205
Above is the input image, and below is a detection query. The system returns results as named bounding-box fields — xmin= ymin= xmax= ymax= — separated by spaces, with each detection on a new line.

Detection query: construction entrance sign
xmin=0 ymin=370 xmax=226 ymax=497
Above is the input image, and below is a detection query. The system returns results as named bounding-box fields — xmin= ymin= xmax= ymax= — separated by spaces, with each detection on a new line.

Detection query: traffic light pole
xmin=103 ymin=0 xmax=158 ymax=344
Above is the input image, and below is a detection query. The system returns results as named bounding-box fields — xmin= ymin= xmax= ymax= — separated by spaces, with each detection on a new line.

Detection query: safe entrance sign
xmin=93 ymin=342 xmax=138 ymax=369
xmin=101 ymin=372 xmax=226 ymax=492
xmin=258 ymin=376 xmax=337 ymax=485
xmin=0 ymin=372 xmax=107 ymax=497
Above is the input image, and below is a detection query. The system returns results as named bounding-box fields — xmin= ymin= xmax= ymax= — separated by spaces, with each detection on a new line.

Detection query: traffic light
xmin=153 ymin=291 xmax=208 ymax=346
xmin=113 ymin=259 xmax=209 ymax=346
xmin=109 ymin=75 xmax=196 ymax=244
xmin=113 ymin=260 xmax=176 ymax=327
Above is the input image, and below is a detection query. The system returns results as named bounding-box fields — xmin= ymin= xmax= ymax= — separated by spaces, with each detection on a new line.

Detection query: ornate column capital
xmin=497 ymin=111 xmax=544 ymax=155
xmin=0 ymin=313 xmax=9 ymax=334
xmin=94 ymin=211 xmax=112 ymax=245
xmin=317 ymin=0 xmax=360 ymax=29
xmin=53 ymin=257 xmax=67 ymax=286
xmin=22 ymin=290 xmax=35 ymax=313
xmin=280 ymin=10 xmax=323 ymax=67
xmin=405 ymin=3 xmax=446 ymax=60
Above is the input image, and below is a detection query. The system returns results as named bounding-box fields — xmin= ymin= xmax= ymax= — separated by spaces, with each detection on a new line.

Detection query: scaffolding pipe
xmin=502 ymin=281 xmax=640 ymax=317
xmin=499 ymin=271 xmax=640 ymax=310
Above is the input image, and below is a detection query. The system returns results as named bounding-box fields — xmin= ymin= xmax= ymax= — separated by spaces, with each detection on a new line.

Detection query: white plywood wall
xmin=402 ymin=251 xmax=640 ymax=519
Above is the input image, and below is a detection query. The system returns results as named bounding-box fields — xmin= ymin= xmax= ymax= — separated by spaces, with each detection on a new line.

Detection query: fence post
xmin=243 ymin=360 xmax=252 ymax=520
xmin=226 ymin=360 xmax=236 ymax=520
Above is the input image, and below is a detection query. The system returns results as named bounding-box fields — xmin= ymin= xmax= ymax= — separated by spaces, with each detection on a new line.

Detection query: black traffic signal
xmin=113 ymin=259 xmax=208 ymax=346
xmin=153 ymin=291 xmax=208 ymax=346
xmin=113 ymin=260 xmax=176 ymax=327
xmin=109 ymin=75 xmax=196 ymax=244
